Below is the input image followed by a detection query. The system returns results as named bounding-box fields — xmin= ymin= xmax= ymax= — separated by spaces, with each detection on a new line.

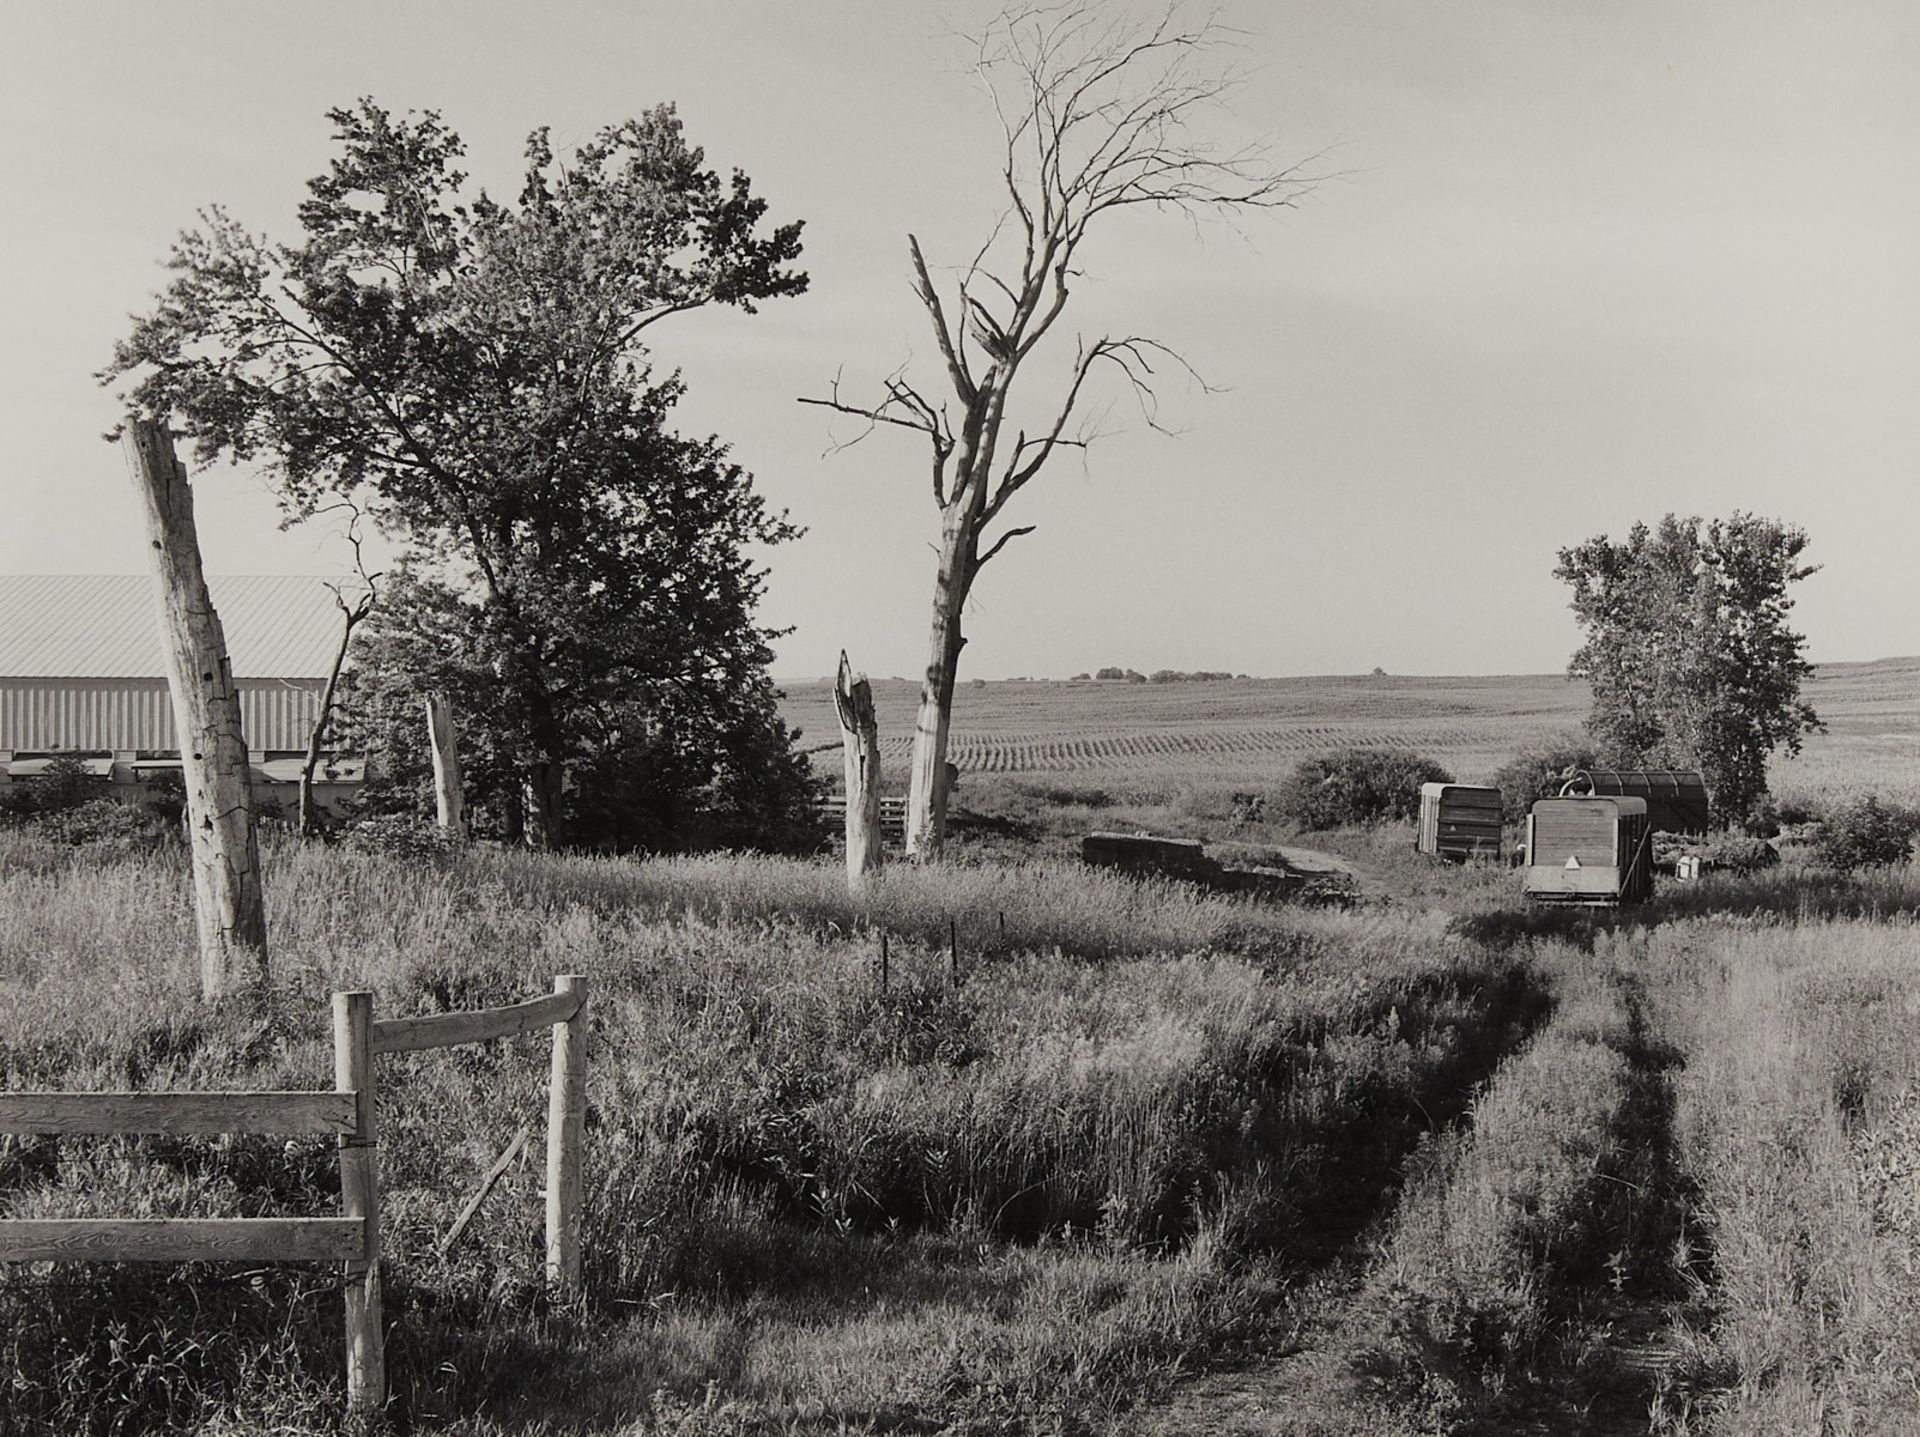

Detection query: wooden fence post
xmin=333 ymin=991 xmax=384 ymax=1423
xmin=546 ymin=974 xmax=588 ymax=1290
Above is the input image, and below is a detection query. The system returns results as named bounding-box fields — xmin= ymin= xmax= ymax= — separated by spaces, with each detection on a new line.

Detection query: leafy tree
xmin=804 ymin=4 xmax=1315 ymax=858
xmin=1554 ymin=513 xmax=1821 ymax=823
xmin=102 ymin=100 xmax=814 ymax=849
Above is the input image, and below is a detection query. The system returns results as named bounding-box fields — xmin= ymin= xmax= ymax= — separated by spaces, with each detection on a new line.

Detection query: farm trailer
xmin=1415 ymin=782 xmax=1504 ymax=862
xmin=1523 ymin=795 xmax=1654 ymax=905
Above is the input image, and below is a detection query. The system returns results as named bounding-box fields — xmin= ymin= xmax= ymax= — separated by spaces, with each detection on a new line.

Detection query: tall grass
xmin=1289 ymin=944 xmax=1686 ymax=1433
xmin=0 ymin=836 xmax=1542 ymax=1433
xmin=1642 ymin=911 xmax=1920 ymax=1433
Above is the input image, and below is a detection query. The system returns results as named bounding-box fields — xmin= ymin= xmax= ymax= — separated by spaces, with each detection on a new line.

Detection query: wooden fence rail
xmin=371 ymin=987 xmax=584 ymax=1055
xmin=0 ymin=1218 xmax=366 ymax=1263
xmin=0 ymin=973 xmax=590 ymax=1427
xmin=0 ymin=1090 xmax=357 ymax=1136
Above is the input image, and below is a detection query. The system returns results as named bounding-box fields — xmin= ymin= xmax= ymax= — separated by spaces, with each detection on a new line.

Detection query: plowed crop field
xmin=778 ymin=660 xmax=1920 ymax=800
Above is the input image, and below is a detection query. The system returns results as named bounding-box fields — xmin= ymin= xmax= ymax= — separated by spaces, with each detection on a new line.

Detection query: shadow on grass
xmin=397 ymin=1225 xmax=1035 ymax=1434
xmin=1450 ymin=868 xmax=1920 ymax=954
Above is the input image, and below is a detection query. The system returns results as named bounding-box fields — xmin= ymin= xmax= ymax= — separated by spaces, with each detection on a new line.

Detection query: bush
xmin=341 ymin=813 xmax=467 ymax=860
xmin=1489 ymin=737 xmax=1599 ymax=827
xmin=1814 ymin=795 xmax=1919 ymax=871
xmin=1276 ymin=748 xmax=1452 ymax=831
xmin=1700 ymin=833 xmax=1780 ymax=873
xmin=0 ymin=755 xmax=106 ymax=824
xmin=33 ymin=799 xmax=168 ymax=853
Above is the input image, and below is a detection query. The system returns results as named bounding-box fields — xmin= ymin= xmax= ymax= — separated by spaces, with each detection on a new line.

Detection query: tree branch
xmin=976 ymin=524 xmax=1038 ymax=568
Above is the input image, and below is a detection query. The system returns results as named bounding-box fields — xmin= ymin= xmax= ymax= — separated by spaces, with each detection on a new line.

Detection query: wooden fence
xmin=817 ymin=795 xmax=976 ymax=834
xmin=0 ymin=975 xmax=588 ymax=1426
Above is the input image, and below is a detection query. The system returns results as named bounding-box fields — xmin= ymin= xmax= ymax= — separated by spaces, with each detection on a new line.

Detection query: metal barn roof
xmin=0 ymin=575 xmax=352 ymax=679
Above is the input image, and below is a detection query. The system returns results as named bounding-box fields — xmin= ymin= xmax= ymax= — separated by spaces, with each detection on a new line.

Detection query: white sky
xmin=2 ymin=1 xmax=1913 ymax=679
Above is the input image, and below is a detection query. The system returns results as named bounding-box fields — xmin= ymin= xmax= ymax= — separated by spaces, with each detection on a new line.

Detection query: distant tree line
xmin=1083 ymin=667 xmax=1243 ymax=684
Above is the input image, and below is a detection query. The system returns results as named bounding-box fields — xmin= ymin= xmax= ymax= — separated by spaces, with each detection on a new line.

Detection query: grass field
xmin=1 ymin=658 xmax=1916 ymax=1434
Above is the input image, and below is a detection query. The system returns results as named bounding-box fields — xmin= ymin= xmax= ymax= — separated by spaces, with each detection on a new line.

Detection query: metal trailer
xmin=1415 ymin=782 xmax=1504 ymax=862
xmin=1558 ymin=768 xmax=1709 ymax=835
xmin=1524 ymin=795 xmax=1655 ymax=905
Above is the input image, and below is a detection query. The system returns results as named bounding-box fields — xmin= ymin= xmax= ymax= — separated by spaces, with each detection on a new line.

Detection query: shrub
xmin=1489 ymin=737 xmax=1599 ymax=827
xmin=1699 ymin=833 xmax=1780 ymax=873
xmin=341 ymin=813 xmax=467 ymax=861
xmin=1275 ymin=748 xmax=1452 ymax=831
xmin=33 ymin=799 xmax=168 ymax=853
xmin=1814 ymin=795 xmax=1919 ymax=871
xmin=0 ymin=755 xmax=106 ymax=824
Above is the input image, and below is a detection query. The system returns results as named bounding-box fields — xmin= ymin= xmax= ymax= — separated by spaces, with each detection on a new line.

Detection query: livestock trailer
xmin=1558 ymin=768 xmax=1709 ymax=835
xmin=1524 ymin=795 xmax=1654 ymax=905
xmin=1415 ymin=782 xmax=1503 ymax=862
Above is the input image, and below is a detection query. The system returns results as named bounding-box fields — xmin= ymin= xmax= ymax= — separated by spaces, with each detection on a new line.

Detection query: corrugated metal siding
xmin=0 ymin=575 xmax=353 ymax=679
xmin=0 ymin=679 xmax=321 ymax=751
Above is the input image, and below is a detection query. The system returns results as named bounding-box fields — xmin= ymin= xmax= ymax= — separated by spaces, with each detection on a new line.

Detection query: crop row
xmin=863 ymin=725 xmax=1509 ymax=772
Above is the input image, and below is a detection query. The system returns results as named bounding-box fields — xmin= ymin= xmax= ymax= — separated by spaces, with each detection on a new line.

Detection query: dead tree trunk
xmin=834 ymin=651 xmax=884 ymax=889
xmin=299 ymin=580 xmax=374 ymax=839
xmin=425 ymin=693 xmax=466 ymax=839
xmin=905 ymin=514 xmax=978 ymax=858
xmin=123 ymin=416 xmax=268 ymax=1000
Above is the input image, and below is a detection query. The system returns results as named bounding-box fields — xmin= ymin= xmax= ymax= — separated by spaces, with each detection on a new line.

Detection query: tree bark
xmin=123 ymin=416 xmax=268 ymax=1000
xmin=523 ymin=762 xmax=563 ymax=850
xmin=424 ymin=693 xmax=466 ymax=839
xmin=904 ymin=495 xmax=983 ymax=859
xmin=834 ymin=651 xmax=884 ymax=889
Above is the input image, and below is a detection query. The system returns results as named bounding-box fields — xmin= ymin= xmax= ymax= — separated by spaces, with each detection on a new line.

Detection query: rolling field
xmin=780 ymin=658 xmax=1920 ymax=805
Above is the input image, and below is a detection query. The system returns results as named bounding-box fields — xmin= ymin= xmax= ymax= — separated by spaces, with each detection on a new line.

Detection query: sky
xmin=2 ymin=1 xmax=1913 ymax=680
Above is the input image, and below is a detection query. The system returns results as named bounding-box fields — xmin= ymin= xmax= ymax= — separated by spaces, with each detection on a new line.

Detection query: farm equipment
xmin=1556 ymin=768 xmax=1708 ymax=835
xmin=1523 ymin=795 xmax=1654 ymax=905
xmin=1415 ymin=782 xmax=1504 ymax=862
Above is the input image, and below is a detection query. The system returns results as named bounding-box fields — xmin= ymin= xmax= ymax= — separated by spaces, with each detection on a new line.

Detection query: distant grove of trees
xmin=1087 ymin=667 xmax=1242 ymax=683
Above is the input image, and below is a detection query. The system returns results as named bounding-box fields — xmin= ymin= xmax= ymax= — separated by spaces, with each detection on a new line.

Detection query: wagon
xmin=1523 ymin=795 xmax=1654 ymax=905
xmin=1415 ymin=782 xmax=1503 ymax=862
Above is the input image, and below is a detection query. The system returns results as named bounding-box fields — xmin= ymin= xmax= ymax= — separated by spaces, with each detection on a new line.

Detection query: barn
xmin=0 ymin=575 xmax=365 ymax=807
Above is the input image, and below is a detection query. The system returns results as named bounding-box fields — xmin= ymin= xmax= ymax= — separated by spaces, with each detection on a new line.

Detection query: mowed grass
xmin=779 ymin=658 xmax=1920 ymax=809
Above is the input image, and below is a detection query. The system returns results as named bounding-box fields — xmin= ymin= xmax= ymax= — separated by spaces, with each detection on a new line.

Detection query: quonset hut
xmin=1558 ymin=768 xmax=1710 ymax=835
xmin=0 ymin=575 xmax=364 ymax=808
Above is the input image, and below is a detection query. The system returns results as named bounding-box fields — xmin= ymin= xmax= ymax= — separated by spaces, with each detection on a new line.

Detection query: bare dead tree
xmin=299 ymin=510 xmax=380 ymax=838
xmin=802 ymin=2 xmax=1315 ymax=857
xmin=834 ymin=651 xmax=885 ymax=889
